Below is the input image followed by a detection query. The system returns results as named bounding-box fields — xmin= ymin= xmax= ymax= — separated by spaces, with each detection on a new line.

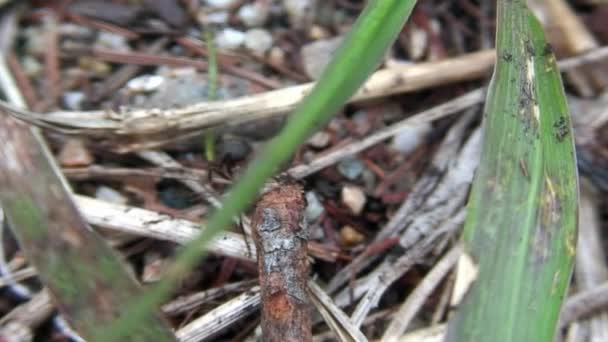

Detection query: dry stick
xmin=251 ymin=184 xmax=311 ymax=342
xmin=308 ymin=281 xmax=368 ymax=342
xmin=91 ymin=38 xmax=168 ymax=102
xmin=326 ymin=109 xmax=477 ymax=294
xmin=571 ymin=181 xmax=608 ymax=340
xmin=0 ymin=50 xmax=496 ymax=141
xmin=381 ymin=245 xmax=462 ymax=342
xmin=287 ymin=89 xmax=484 ymax=179
xmin=136 ymin=150 xmax=256 ymax=254
xmin=348 ymin=130 xmax=480 ymax=327
xmin=348 ymin=209 xmax=467 ymax=328
xmin=176 ymin=286 xmax=262 ymax=342
xmin=543 ymin=0 xmax=607 ymax=94
xmin=560 ymin=282 xmax=608 ymax=329
xmin=162 ymin=279 xmax=256 ymax=316
xmin=75 ymin=194 xmax=252 ymax=260
xmin=0 ymin=290 xmax=54 ymax=339
xmin=0 ymin=46 xmax=606 ymax=151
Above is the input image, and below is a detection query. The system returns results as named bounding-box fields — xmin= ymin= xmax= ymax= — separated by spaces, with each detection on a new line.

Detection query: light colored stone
xmin=307 ymin=131 xmax=331 ymax=148
xmin=244 ymin=29 xmax=273 ymax=55
xmin=305 ymin=191 xmax=324 ymax=222
xmin=238 ymin=3 xmax=269 ymax=27
xmin=341 ymin=185 xmax=366 ymax=216
xmin=126 ymin=74 xmax=165 ymax=93
xmin=391 ymin=123 xmax=432 ymax=155
xmin=301 ymin=36 xmax=344 ymax=80
xmin=215 ymin=28 xmax=245 ymax=50
xmin=204 ymin=0 xmax=239 ymax=9
xmin=340 ymin=225 xmax=365 ymax=246
xmin=58 ymin=138 xmax=93 ymax=167
xmin=96 ymin=31 xmax=130 ymax=52
xmin=283 ymin=0 xmax=314 ymax=28
xmin=95 ymin=186 xmax=128 ymax=205
xmin=62 ymin=91 xmax=85 ymax=110
xmin=337 ymin=158 xmax=364 ymax=180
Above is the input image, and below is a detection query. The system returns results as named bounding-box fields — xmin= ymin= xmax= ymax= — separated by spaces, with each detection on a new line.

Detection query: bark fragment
xmin=252 ymin=184 xmax=311 ymax=342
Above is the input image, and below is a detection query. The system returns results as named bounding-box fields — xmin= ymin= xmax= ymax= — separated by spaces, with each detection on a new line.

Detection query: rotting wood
xmin=252 ymin=184 xmax=312 ymax=342
xmin=0 ymin=111 xmax=175 ymax=341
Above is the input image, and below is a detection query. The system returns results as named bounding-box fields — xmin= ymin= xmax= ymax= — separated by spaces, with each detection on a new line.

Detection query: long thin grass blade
xmin=446 ymin=0 xmax=578 ymax=341
xmin=99 ymin=1 xmax=418 ymax=340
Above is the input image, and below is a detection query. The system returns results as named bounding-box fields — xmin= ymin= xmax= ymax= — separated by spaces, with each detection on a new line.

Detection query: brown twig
xmin=6 ymin=53 xmax=39 ymax=109
xmin=252 ymin=184 xmax=311 ymax=342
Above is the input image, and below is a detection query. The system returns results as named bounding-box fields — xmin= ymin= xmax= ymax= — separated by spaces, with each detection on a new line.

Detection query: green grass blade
xmin=204 ymin=29 xmax=218 ymax=162
xmin=98 ymin=1 xmax=417 ymax=340
xmin=446 ymin=1 xmax=578 ymax=341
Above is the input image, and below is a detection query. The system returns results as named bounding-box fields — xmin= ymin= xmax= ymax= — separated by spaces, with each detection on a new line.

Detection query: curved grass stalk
xmin=97 ymin=1 xmax=418 ymax=340
xmin=446 ymin=1 xmax=578 ymax=341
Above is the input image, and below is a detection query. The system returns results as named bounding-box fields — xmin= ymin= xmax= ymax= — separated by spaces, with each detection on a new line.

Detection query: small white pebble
xmin=238 ymin=3 xmax=269 ymax=27
xmin=62 ymin=91 xmax=85 ymax=110
xmin=283 ymin=0 xmax=313 ymax=28
xmin=307 ymin=131 xmax=331 ymax=149
xmin=244 ymin=29 xmax=273 ymax=55
xmin=391 ymin=123 xmax=432 ymax=155
xmin=204 ymin=0 xmax=239 ymax=9
xmin=95 ymin=186 xmax=128 ymax=205
xmin=341 ymin=185 xmax=366 ymax=216
xmin=197 ymin=10 xmax=229 ymax=25
xmin=305 ymin=191 xmax=325 ymax=222
xmin=21 ymin=56 xmax=42 ymax=77
xmin=126 ymin=74 xmax=165 ymax=93
xmin=96 ymin=31 xmax=130 ymax=52
xmin=215 ymin=28 xmax=246 ymax=50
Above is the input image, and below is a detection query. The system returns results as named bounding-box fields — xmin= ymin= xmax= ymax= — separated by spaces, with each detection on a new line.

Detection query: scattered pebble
xmin=215 ymin=28 xmax=246 ymax=50
xmin=78 ymin=57 xmax=111 ymax=77
xmin=238 ymin=3 xmax=269 ymax=28
xmin=21 ymin=56 xmax=42 ymax=77
xmin=308 ymin=25 xmax=330 ymax=40
xmin=301 ymin=36 xmax=344 ymax=80
xmin=338 ymin=158 xmax=365 ymax=180
xmin=406 ymin=25 xmax=428 ymax=60
xmin=305 ymin=191 xmax=325 ymax=222
xmin=391 ymin=123 xmax=432 ymax=155
xmin=126 ymin=75 xmax=165 ymax=93
xmin=204 ymin=0 xmax=239 ymax=9
xmin=219 ymin=137 xmax=251 ymax=162
xmin=283 ymin=0 xmax=314 ymax=29
xmin=23 ymin=27 xmax=46 ymax=56
xmin=244 ymin=29 xmax=273 ymax=55
xmin=95 ymin=186 xmax=128 ymax=205
xmin=58 ymin=23 xmax=94 ymax=39
xmin=268 ymin=46 xmax=286 ymax=65
xmin=62 ymin=91 xmax=85 ymax=110
xmin=96 ymin=31 xmax=130 ymax=52
xmin=198 ymin=10 xmax=230 ymax=25
xmin=58 ymin=138 xmax=94 ymax=167
xmin=142 ymin=252 xmax=166 ymax=283
xmin=341 ymin=185 xmax=366 ymax=215
xmin=307 ymin=131 xmax=331 ymax=149
xmin=340 ymin=225 xmax=365 ymax=246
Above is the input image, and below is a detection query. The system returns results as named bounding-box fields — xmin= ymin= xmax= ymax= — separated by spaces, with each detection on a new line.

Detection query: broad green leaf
xmin=446 ymin=1 xmax=578 ymax=341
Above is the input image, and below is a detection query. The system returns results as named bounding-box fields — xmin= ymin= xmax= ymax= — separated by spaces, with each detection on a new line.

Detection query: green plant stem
xmin=98 ymin=0 xmax=418 ymax=340
xmin=204 ymin=29 xmax=218 ymax=162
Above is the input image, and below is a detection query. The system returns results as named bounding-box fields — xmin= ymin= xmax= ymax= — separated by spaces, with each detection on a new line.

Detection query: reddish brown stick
xmin=252 ymin=184 xmax=312 ymax=342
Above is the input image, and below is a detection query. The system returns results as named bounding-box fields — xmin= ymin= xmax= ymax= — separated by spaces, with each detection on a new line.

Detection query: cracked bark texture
xmin=252 ymin=184 xmax=311 ymax=342
xmin=0 ymin=111 xmax=175 ymax=341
